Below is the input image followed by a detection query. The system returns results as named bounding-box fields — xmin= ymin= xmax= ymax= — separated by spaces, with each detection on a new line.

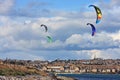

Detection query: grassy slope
xmin=0 ymin=64 xmax=47 ymax=76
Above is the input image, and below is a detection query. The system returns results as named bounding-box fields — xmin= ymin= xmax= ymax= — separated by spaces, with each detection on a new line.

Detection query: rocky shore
xmin=0 ymin=75 xmax=77 ymax=80
xmin=57 ymin=76 xmax=77 ymax=80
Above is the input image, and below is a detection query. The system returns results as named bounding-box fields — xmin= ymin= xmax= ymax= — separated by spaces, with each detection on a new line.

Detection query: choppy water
xmin=58 ymin=73 xmax=120 ymax=80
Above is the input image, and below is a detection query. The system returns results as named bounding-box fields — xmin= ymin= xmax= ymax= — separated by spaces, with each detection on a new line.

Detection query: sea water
xmin=58 ymin=73 xmax=120 ymax=80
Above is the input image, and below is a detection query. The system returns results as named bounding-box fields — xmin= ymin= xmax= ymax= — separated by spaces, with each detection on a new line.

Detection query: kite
xmin=89 ymin=5 xmax=102 ymax=24
xmin=41 ymin=24 xmax=48 ymax=32
xmin=87 ymin=23 xmax=96 ymax=36
xmin=47 ymin=36 xmax=52 ymax=43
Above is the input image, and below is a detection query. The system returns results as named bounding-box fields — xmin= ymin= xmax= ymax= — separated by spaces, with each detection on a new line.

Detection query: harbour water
xmin=58 ymin=73 xmax=120 ymax=80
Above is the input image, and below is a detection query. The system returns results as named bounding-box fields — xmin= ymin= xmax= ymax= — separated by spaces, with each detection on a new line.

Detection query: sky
xmin=0 ymin=0 xmax=120 ymax=61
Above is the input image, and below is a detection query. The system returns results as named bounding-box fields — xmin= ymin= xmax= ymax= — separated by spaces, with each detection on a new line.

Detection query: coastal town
xmin=1 ymin=57 xmax=120 ymax=74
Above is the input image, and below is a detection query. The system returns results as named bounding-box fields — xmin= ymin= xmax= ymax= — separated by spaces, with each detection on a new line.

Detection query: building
xmin=0 ymin=59 xmax=3 ymax=64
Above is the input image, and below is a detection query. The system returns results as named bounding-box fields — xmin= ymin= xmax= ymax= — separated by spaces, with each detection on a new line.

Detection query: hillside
xmin=0 ymin=64 xmax=47 ymax=76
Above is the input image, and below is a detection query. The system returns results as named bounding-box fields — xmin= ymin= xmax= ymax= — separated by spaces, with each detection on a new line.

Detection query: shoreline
xmin=56 ymin=72 xmax=119 ymax=75
xmin=0 ymin=75 xmax=77 ymax=80
xmin=56 ymin=73 xmax=82 ymax=75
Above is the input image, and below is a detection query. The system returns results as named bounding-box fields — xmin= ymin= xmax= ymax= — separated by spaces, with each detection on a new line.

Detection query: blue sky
xmin=14 ymin=0 xmax=110 ymax=10
xmin=0 ymin=0 xmax=119 ymax=60
xmin=15 ymin=0 xmax=102 ymax=10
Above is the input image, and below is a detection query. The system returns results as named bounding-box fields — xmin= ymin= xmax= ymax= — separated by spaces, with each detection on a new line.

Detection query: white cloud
xmin=109 ymin=31 xmax=120 ymax=41
xmin=0 ymin=0 xmax=14 ymax=14
xmin=66 ymin=34 xmax=82 ymax=45
xmin=0 ymin=52 xmax=45 ymax=60
xmin=24 ymin=20 xmax=32 ymax=24
xmin=64 ymin=32 xmax=119 ymax=50
xmin=74 ymin=48 xmax=120 ymax=59
xmin=37 ymin=15 xmax=93 ymax=32
xmin=75 ymin=50 xmax=101 ymax=59
xmin=111 ymin=0 xmax=120 ymax=6
xmin=0 ymin=0 xmax=119 ymax=60
xmin=0 ymin=17 xmax=119 ymax=51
